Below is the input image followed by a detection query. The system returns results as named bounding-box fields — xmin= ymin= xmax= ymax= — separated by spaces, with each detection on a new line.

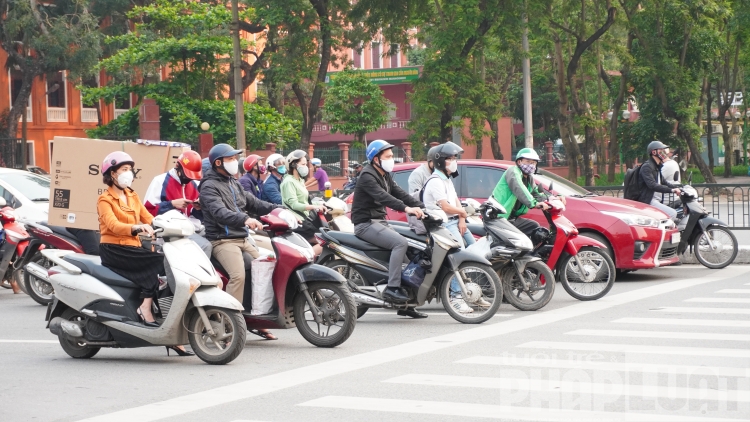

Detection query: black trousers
xmin=510 ymin=217 xmax=541 ymax=238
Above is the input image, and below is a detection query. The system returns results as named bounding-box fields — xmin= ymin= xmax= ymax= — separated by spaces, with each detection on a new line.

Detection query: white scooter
xmin=43 ymin=210 xmax=247 ymax=365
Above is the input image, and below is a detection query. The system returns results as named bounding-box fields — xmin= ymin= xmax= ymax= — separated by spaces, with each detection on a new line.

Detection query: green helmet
xmin=516 ymin=148 xmax=540 ymax=162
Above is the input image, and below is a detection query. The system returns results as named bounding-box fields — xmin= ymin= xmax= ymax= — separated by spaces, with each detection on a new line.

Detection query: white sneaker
xmin=476 ymin=297 xmax=492 ymax=308
xmin=451 ymin=298 xmax=474 ymax=313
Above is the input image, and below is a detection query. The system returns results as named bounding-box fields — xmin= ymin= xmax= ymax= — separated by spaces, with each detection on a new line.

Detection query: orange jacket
xmin=97 ymin=186 xmax=154 ymax=247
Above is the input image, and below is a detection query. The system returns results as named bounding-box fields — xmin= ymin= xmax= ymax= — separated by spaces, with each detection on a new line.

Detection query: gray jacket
xmin=408 ymin=163 xmax=433 ymax=193
xmin=199 ymin=167 xmax=281 ymax=241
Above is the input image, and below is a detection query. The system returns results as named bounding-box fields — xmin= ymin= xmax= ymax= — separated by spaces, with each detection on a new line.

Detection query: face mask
xmin=258 ymin=165 xmax=266 ymax=174
xmin=446 ymin=160 xmax=458 ymax=173
xmin=277 ymin=165 xmax=287 ymax=175
xmin=297 ymin=164 xmax=309 ymax=177
xmin=519 ymin=163 xmax=536 ymax=175
xmin=379 ymin=158 xmax=395 ymax=173
xmin=656 ymin=150 xmax=669 ymax=161
xmin=117 ymin=171 xmax=134 ymax=188
xmin=223 ymin=160 xmax=239 ymax=176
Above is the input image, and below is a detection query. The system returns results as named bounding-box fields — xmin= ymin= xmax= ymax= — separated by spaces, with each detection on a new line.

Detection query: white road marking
xmin=384 ymin=373 xmax=750 ymax=402
xmin=519 ymin=341 xmax=750 ymax=358
xmin=363 ymin=311 xmax=513 ymax=317
xmin=456 ymin=356 xmax=750 ymax=378
xmin=652 ymin=307 xmax=750 ymax=315
xmin=0 ymin=339 xmax=58 ymax=344
xmin=716 ymin=289 xmax=750 ymax=294
xmin=612 ymin=317 xmax=750 ymax=328
xmin=566 ymin=328 xmax=750 ymax=342
xmin=299 ymin=396 xmax=749 ymax=422
xmin=685 ymin=297 xmax=750 ymax=304
xmin=76 ymin=268 xmax=750 ymax=422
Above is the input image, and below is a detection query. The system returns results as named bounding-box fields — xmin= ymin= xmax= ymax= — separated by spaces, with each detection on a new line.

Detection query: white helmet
xmin=266 ymin=153 xmax=285 ymax=169
xmin=515 ymin=147 xmax=541 ymax=162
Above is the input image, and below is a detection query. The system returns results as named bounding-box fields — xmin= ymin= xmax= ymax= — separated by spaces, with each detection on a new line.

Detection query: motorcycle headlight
xmin=601 ymin=211 xmax=659 ymax=228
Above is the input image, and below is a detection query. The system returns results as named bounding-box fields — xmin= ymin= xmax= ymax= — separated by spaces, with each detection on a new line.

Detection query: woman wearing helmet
xmin=351 ymin=140 xmax=424 ymax=305
xmin=239 ymin=154 xmax=265 ymax=199
xmin=280 ymin=150 xmax=326 ymax=254
xmin=97 ymin=151 xmax=173 ymax=333
xmin=307 ymin=157 xmax=330 ymax=191
xmin=261 ymin=153 xmax=286 ymax=205
xmin=490 ymin=148 xmax=550 ymax=237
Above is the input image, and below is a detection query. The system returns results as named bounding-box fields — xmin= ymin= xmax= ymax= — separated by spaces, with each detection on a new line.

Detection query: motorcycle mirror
xmin=0 ymin=197 xmax=5 ymax=207
xmin=548 ymin=181 xmax=554 ymax=192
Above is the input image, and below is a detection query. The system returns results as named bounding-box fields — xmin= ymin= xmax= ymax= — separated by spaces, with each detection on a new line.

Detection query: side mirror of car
xmin=0 ymin=197 xmax=6 ymax=207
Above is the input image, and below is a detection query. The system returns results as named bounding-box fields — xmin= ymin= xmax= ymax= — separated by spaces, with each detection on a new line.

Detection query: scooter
xmin=313 ymin=196 xmax=354 ymax=233
xmin=213 ymin=208 xmax=357 ymax=348
xmin=0 ymin=197 xmax=31 ymax=294
xmin=316 ymin=210 xmax=503 ymax=324
xmin=43 ymin=210 xmax=247 ymax=365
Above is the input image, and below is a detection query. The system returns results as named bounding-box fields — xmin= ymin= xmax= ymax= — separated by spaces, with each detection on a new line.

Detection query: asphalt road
xmin=1 ymin=265 xmax=749 ymax=422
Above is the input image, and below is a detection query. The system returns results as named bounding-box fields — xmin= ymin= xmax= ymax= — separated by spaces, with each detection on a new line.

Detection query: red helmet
xmin=177 ymin=150 xmax=203 ymax=180
xmin=243 ymin=154 xmax=263 ymax=172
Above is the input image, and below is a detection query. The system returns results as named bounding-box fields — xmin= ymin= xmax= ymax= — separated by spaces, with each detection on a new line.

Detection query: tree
xmin=323 ymin=69 xmax=392 ymax=144
xmin=0 ymin=0 xmax=102 ymax=138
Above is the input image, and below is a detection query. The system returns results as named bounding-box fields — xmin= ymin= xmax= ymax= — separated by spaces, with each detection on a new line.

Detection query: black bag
xmin=400 ymin=252 xmax=432 ymax=289
xmin=623 ymin=164 xmax=643 ymax=201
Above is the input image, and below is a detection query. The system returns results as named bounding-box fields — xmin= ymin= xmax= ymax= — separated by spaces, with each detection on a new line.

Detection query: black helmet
xmin=209 ymin=143 xmax=242 ymax=168
xmin=426 ymin=145 xmax=440 ymax=163
xmin=431 ymin=141 xmax=464 ymax=175
xmin=647 ymin=141 xmax=669 ymax=156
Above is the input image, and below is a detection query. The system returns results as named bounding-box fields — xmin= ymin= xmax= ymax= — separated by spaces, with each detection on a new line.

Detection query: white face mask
xmin=379 ymin=158 xmax=395 ymax=173
xmin=446 ymin=160 xmax=458 ymax=173
xmin=223 ymin=160 xmax=239 ymax=176
xmin=297 ymin=164 xmax=309 ymax=177
xmin=117 ymin=171 xmax=134 ymax=188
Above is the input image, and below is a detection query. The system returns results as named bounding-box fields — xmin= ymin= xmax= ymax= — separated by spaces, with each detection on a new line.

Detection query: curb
xmin=679 ymin=245 xmax=750 ymax=265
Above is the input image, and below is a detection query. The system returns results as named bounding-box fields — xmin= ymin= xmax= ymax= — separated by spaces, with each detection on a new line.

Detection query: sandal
xmin=249 ymin=329 xmax=277 ymax=340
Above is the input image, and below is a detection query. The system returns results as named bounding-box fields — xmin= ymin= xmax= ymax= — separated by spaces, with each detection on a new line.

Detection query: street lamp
xmin=201 ymin=122 xmax=210 ymax=132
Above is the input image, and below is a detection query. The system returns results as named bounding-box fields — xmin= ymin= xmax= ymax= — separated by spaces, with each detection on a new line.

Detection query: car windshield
xmin=535 ymin=169 xmax=591 ymax=196
xmin=0 ymin=172 xmax=50 ymax=201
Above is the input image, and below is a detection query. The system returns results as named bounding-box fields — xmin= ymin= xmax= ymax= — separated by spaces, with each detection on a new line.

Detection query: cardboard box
xmin=49 ymin=137 xmax=190 ymax=230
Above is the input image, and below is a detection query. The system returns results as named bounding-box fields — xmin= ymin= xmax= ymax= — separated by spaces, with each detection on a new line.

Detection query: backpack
xmin=623 ymin=164 xmax=643 ymax=201
xmin=407 ymin=174 xmax=440 ymax=235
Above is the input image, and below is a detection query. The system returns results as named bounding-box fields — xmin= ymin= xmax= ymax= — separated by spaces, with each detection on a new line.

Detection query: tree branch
xmin=548 ymin=20 xmax=581 ymax=41
xmin=239 ymin=21 xmax=266 ymax=34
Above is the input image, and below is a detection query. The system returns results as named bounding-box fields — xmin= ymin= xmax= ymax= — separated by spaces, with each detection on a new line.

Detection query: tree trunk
xmin=553 ymin=36 xmax=580 ymax=181
xmin=607 ymin=35 xmax=632 ymax=182
xmin=706 ymin=85 xmax=715 ymax=172
xmin=4 ymin=70 xmax=35 ymax=139
xmin=488 ymin=119 xmax=504 ymax=159
xmin=678 ymin=124 xmax=716 ymax=183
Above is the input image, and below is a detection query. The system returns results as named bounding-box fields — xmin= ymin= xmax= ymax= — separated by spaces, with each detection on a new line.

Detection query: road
xmin=1 ymin=265 xmax=749 ymax=422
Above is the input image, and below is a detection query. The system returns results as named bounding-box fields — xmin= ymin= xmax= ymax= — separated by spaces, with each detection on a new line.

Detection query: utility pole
xmin=521 ymin=0 xmax=534 ymax=149
xmin=231 ymin=0 xmax=246 ymax=153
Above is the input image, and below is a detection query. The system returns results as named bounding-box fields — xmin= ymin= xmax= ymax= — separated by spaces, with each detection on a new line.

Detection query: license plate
xmin=671 ymin=233 xmax=681 ymax=244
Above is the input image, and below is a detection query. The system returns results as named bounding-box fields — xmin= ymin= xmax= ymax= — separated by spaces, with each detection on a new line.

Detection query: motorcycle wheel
xmin=500 ymin=261 xmax=555 ymax=311
xmin=187 ymin=307 xmax=246 ymax=365
xmin=293 ymin=281 xmax=356 ymax=347
xmin=58 ymin=309 xmax=100 ymax=359
xmin=693 ymin=226 xmax=738 ymax=269
xmin=440 ymin=262 xmax=502 ymax=324
xmin=326 ymin=259 xmax=370 ymax=318
xmin=24 ymin=252 xmax=55 ymax=305
xmin=559 ymin=246 xmax=616 ymax=301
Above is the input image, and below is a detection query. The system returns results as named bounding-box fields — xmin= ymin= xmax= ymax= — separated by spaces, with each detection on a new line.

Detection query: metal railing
xmin=81 ymin=108 xmax=98 ymax=123
xmin=584 ymin=184 xmax=750 ymax=230
xmin=114 ymin=109 xmax=129 ymax=119
xmin=0 ymin=138 xmax=25 ymax=169
xmin=47 ymin=107 xmax=67 ymax=122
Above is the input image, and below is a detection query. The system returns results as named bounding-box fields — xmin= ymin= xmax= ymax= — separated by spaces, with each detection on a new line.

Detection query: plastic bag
xmin=401 ymin=253 xmax=431 ymax=290
xmin=250 ymin=258 xmax=276 ymax=315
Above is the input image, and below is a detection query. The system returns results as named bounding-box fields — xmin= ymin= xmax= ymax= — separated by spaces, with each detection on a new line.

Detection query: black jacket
xmin=637 ymin=157 xmax=677 ymax=204
xmin=199 ymin=167 xmax=281 ymax=241
xmin=351 ymin=164 xmax=423 ymax=225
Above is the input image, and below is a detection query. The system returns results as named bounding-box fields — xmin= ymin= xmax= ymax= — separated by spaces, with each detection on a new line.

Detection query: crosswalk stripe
xmin=299 ymin=396 xmax=748 ymax=422
xmin=384 ymin=373 xmax=750 ymax=402
xmin=613 ymin=317 xmax=750 ymax=328
xmin=652 ymin=307 xmax=750 ymax=315
xmin=519 ymin=341 xmax=750 ymax=358
xmin=685 ymin=297 xmax=750 ymax=304
xmin=456 ymin=356 xmax=750 ymax=378
xmin=716 ymin=289 xmax=750 ymax=294
xmin=0 ymin=339 xmax=58 ymax=344
xmin=363 ymin=311 xmax=513 ymax=317
xmin=566 ymin=329 xmax=750 ymax=342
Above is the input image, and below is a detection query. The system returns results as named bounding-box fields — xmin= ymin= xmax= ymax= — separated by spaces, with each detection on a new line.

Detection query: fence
xmin=0 ymin=138 xmax=25 ymax=169
xmin=584 ymin=184 xmax=750 ymax=230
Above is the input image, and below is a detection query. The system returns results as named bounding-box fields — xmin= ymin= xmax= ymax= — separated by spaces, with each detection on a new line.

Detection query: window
xmin=535 ymin=169 xmax=589 ymax=196
xmin=371 ymin=42 xmax=381 ymax=69
xmin=115 ymin=94 xmax=131 ymax=110
xmin=0 ymin=172 xmax=50 ymax=203
xmin=393 ymin=169 xmax=411 ymax=191
xmin=81 ymin=77 xmax=99 ymax=123
xmin=26 ymin=141 xmax=35 ymax=166
xmin=9 ymin=69 xmax=31 ymax=121
xmin=47 ymin=71 xmax=66 ymax=108
xmin=0 ymin=185 xmax=20 ymax=209
xmin=390 ymin=44 xmax=400 ymax=68
xmin=462 ymin=166 xmax=503 ymax=200
xmin=352 ymin=46 xmax=362 ymax=68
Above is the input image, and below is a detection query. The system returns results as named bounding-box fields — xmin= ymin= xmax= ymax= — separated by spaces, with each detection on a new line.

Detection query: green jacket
xmin=491 ymin=166 xmax=546 ymax=219
xmin=280 ymin=174 xmax=309 ymax=221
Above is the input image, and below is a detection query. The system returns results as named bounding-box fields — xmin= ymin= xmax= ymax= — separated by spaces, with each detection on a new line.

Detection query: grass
xmin=575 ymin=164 xmax=749 ymax=187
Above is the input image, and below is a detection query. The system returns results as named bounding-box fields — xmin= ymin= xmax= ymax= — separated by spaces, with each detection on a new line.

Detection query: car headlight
xmin=601 ymin=211 xmax=659 ymax=228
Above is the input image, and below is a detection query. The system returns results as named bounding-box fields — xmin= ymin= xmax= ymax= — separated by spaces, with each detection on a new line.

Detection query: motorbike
xmin=313 ymin=196 xmax=354 ymax=233
xmin=0 ymin=197 xmax=31 ymax=294
xmin=315 ymin=210 xmax=503 ymax=324
xmin=672 ymin=184 xmax=737 ymax=269
xmin=466 ymin=198 xmax=556 ymax=311
xmin=43 ymin=210 xmax=247 ymax=365
xmin=212 ymin=208 xmax=357 ymax=348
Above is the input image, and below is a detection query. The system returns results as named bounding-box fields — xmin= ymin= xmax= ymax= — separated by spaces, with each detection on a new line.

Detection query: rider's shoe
xmin=397 ymin=308 xmax=428 ymax=318
xmin=476 ymin=297 xmax=492 ymax=308
xmin=383 ymin=287 xmax=409 ymax=303
xmin=451 ymin=297 xmax=474 ymax=313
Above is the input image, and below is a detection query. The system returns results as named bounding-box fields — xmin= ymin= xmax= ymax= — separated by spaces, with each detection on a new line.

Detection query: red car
xmin=348 ymin=160 xmax=680 ymax=270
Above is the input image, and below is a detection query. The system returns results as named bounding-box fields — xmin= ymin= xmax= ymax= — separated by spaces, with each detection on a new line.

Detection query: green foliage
xmin=323 ymin=69 xmax=392 ymax=142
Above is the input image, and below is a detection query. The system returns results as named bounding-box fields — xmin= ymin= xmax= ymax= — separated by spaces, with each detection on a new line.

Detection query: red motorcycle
xmin=0 ymin=198 xmax=31 ymax=295
xmin=212 ymin=209 xmax=357 ymax=348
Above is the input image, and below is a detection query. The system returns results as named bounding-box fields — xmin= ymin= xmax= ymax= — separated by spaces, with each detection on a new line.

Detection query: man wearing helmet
xmin=239 ymin=154 xmax=265 ymax=199
xmin=408 ymin=144 xmax=439 ymax=193
xmin=491 ymin=148 xmax=550 ymax=237
xmin=639 ymin=141 xmax=681 ymax=221
xmin=261 ymin=153 xmax=286 ymax=205
xmin=144 ymin=150 xmax=212 ymax=258
xmin=352 ymin=140 xmax=424 ymax=305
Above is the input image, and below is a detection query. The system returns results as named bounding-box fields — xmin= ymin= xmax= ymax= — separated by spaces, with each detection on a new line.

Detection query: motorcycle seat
xmin=41 ymin=223 xmax=76 ymax=239
xmin=63 ymin=254 xmax=138 ymax=289
xmin=390 ymin=225 xmax=429 ymax=242
xmin=326 ymin=231 xmax=384 ymax=251
xmin=467 ymin=223 xmax=487 ymax=237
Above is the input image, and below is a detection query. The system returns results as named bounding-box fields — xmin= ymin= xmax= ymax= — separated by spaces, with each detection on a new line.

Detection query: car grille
xmin=659 ymin=246 xmax=678 ymax=260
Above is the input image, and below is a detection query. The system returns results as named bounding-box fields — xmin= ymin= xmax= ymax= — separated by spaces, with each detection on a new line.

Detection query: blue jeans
xmin=445 ymin=219 xmax=476 ymax=296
